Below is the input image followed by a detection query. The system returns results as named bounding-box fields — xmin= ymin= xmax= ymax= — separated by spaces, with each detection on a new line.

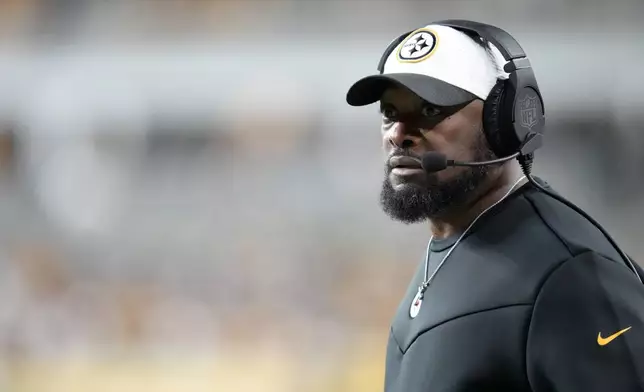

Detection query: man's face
xmin=379 ymin=86 xmax=497 ymax=224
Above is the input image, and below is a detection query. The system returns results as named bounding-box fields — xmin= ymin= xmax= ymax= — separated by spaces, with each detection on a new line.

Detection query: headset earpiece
xmin=483 ymin=80 xmax=513 ymax=158
xmin=483 ymin=78 xmax=535 ymax=158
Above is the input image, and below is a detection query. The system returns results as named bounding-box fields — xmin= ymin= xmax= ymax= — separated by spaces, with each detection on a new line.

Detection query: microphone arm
xmin=420 ymin=151 xmax=520 ymax=173
xmin=449 ymin=152 xmax=519 ymax=167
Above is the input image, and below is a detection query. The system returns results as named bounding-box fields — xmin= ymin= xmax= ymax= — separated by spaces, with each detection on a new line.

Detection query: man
xmin=345 ymin=21 xmax=644 ymax=391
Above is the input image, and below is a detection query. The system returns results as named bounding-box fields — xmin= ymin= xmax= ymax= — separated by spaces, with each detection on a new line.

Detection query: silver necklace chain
xmin=417 ymin=176 xmax=527 ymax=300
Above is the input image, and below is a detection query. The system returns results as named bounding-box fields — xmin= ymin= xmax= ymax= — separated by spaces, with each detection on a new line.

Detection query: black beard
xmin=379 ymin=144 xmax=497 ymax=224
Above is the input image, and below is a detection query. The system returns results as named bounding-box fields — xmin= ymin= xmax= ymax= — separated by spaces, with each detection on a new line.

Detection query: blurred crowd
xmin=0 ymin=1 xmax=643 ymax=391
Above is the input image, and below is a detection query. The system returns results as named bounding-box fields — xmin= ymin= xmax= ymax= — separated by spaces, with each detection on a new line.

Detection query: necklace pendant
xmin=409 ymin=288 xmax=424 ymax=319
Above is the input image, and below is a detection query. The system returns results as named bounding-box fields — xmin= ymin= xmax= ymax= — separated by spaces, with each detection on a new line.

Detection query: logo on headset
xmin=519 ymin=95 xmax=540 ymax=129
xmin=397 ymin=30 xmax=438 ymax=62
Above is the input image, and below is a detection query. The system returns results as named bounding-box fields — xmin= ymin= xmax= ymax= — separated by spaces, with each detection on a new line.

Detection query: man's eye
xmin=421 ymin=105 xmax=441 ymax=117
xmin=382 ymin=108 xmax=397 ymax=121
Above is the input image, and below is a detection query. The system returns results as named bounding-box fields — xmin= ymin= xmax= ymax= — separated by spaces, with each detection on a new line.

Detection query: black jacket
xmin=384 ymin=180 xmax=644 ymax=391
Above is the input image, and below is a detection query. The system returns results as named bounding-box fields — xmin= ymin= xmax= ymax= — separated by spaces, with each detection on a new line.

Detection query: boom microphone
xmin=421 ymin=152 xmax=520 ymax=173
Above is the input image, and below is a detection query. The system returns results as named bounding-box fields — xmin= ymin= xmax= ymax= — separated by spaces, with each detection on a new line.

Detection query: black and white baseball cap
xmin=346 ymin=24 xmax=508 ymax=107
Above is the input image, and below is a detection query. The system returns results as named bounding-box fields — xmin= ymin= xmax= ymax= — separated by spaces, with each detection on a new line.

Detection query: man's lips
xmin=389 ymin=156 xmax=425 ymax=176
xmin=389 ymin=156 xmax=422 ymax=169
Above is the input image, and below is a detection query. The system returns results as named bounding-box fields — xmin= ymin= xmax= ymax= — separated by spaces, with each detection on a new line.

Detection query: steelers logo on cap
xmin=397 ymin=29 xmax=438 ymax=63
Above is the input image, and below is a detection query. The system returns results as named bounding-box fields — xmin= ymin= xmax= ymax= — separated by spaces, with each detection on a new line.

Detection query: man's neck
xmin=429 ymin=166 xmax=525 ymax=239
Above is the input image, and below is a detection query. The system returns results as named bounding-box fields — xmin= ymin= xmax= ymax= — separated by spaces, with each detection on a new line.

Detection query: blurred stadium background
xmin=0 ymin=0 xmax=642 ymax=391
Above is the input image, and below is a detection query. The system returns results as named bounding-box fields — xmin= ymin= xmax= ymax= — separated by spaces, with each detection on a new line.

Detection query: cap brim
xmin=346 ymin=73 xmax=478 ymax=107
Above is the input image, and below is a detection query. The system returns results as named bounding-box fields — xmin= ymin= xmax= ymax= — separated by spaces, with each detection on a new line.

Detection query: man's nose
xmin=388 ymin=122 xmax=423 ymax=149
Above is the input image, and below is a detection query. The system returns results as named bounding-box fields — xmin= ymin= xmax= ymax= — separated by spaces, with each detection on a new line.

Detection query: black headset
xmin=376 ymin=20 xmax=643 ymax=284
xmin=376 ymin=19 xmax=545 ymax=160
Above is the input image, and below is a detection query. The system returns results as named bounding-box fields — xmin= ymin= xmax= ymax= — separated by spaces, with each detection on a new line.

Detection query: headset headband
xmin=432 ymin=20 xmax=526 ymax=61
xmin=377 ymin=20 xmax=531 ymax=75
